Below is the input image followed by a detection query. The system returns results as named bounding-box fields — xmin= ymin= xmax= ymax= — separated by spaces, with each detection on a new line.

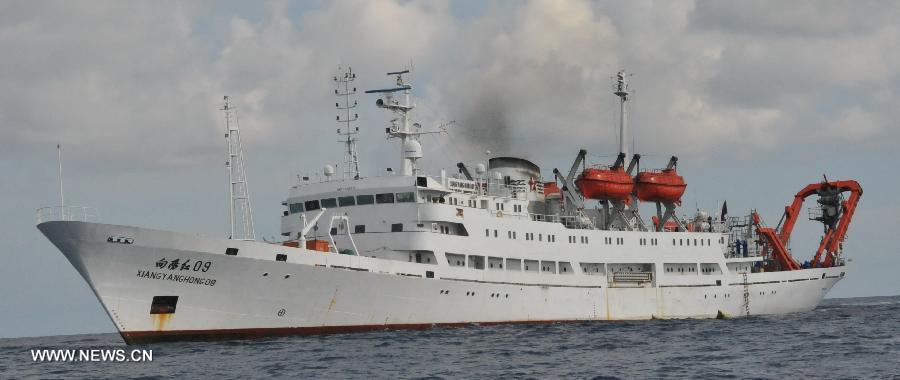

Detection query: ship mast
xmin=614 ymin=70 xmax=629 ymax=158
xmin=335 ymin=65 xmax=361 ymax=180
xmin=57 ymin=144 xmax=65 ymax=220
xmin=366 ymin=69 xmax=448 ymax=176
xmin=222 ymin=96 xmax=255 ymax=241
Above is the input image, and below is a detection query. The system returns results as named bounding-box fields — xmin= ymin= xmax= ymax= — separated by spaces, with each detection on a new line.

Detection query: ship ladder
xmin=742 ymin=272 xmax=750 ymax=316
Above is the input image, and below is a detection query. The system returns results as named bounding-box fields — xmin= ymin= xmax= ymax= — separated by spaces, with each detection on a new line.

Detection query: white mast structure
xmin=366 ymin=70 xmax=447 ymax=176
xmin=335 ymin=66 xmax=361 ymax=180
xmin=614 ymin=70 xmax=630 ymax=158
xmin=609 ymin=70 xmax=647 ymax=232
xmin=57 ymin=144 xmax=65 ymax=220
xmin=222 ymin=96 xmax=255 ymax=241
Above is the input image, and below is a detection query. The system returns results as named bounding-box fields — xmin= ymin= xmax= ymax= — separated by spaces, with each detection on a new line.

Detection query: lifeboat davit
xmin=575 ymin=167 xmax=634 ymax=201
xmin=635 ymin=169 xmax=687 ymax=203
xmin=543 ymin=182 xmax=561 ymax=198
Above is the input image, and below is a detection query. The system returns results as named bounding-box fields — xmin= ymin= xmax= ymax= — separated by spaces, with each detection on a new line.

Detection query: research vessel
xmin=37 ymin=68 xmax=862 ymax=344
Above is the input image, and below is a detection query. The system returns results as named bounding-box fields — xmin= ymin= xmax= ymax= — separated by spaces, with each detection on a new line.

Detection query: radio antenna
xmin=335 ymin=65 xmax=361 ymax=180
xmin=57 ymin=144 xmax=65 ymax=220
xmin=614 ymin=70 xmax=630 ymax=158
xmin=222 ymin=96 xmax=255 ymax=241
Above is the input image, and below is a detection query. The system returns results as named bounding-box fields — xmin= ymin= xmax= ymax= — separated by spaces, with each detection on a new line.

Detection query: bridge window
xmin=321 ymin=198 xmax=337 ymax=208
xmin=376 ymin=193 xmax=395 ymax=204
xmin=356 ymin=194 xmax=374 ymax=205
xmin=288 ymin=203 xmax=303 ymax=214
xmin=304 ymin=200 xmax=320 ymax=211
xmin=396 ymin=192 xmax=415 ymax=203
xmin=338 ymin=196 xmax=356 ymax=207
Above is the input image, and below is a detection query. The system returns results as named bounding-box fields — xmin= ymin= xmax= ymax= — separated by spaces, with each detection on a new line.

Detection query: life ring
xmin=496 ymin=211 xmax=503 ymax=218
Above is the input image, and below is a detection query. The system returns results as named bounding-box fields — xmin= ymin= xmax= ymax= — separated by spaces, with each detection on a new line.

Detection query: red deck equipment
xmin=754 ymin=179 xmax=862 ymax=270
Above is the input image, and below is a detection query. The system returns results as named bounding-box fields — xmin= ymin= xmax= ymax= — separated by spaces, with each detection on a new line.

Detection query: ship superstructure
xmin=36 ymin=68 xmax=862 ymax=344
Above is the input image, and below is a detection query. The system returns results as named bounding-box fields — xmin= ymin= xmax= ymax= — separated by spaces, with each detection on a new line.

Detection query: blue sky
xmin=1 ymin=0 xmax=898 ymax=338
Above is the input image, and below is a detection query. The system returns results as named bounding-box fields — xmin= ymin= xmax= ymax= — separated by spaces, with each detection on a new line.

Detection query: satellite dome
xmin=403 ymin=140 xmax=423 ymax=159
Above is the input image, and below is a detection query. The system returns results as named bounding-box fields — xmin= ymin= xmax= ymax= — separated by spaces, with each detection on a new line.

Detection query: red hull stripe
xmin=121 ymin=319 xmax=583 ymax=344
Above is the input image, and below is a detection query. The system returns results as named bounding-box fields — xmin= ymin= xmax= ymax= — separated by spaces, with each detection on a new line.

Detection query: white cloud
xmin=821 ymin=105 xmax=884 ymax=141
xmin=1 ymin=0 xmax=898 ymax=173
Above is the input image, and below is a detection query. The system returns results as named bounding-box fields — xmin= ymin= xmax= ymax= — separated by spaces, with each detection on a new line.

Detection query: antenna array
xmin=222 ymin=96 xmax=255 ymax=241
xmin=335 ymin=65 xmax=361 ymax=180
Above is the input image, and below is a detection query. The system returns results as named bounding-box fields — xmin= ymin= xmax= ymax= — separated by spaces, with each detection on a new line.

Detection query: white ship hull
xmin=39 ymin=220 xmax=845 ymax=344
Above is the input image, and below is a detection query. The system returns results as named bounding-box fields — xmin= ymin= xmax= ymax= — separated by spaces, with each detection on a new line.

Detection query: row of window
xmin=474 ymin=227 xmax=723 ymax=250
xmin=288 ymin=192 xmax=416 ymax=214
xmin=446 ymin=253 xmax=576 ymax=274
xmin=673 ymin=238 xmax=714 ymax=247
xmin=564 ymin=236 xmax=592 ymax=244
xmin=665 ymin=266 xmax=696 ymax=273
xmin=433 ymin=195 xmax=529 ymax=214
xmin=442 ymin=254 xmax=730 ymax=278
xmin=329 ymin=223 xmax=401 ymax=234
xmin=488 ymin=229 xmax=557 ymax=242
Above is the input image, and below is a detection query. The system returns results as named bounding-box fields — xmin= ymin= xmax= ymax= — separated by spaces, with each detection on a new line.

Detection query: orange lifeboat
xmin=635 ymin=169 xmax=687 ymax=203
xmin=575 ymin=167 xmax=634 ymax=201
xmin=543 ymin=182 xmax=561 ymax=198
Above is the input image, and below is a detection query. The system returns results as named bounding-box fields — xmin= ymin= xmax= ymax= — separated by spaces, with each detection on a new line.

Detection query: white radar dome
xmin=403 ymin=140 xmax=423 ymax=159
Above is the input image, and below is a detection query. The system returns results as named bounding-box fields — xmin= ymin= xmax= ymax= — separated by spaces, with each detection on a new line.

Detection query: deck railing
xmin=36 ymin=206 xmax=99 ymax=224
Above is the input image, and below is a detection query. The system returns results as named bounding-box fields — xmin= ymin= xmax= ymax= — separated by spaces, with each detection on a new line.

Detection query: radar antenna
xmin=366 ymin=69 xmax=448 ymax=176
xmin=222 ymin=96 xmax=255 ymax=241
xmin=335 ymin=65 xmax=361 ymax=180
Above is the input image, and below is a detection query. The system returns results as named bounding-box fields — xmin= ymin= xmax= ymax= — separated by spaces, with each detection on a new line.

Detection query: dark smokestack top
xmin=489 ymin=156 xmax=541 ymax=178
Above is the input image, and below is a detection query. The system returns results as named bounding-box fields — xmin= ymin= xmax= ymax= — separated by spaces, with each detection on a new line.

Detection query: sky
xmin=1 ymin=0 xmax=898 ymax=338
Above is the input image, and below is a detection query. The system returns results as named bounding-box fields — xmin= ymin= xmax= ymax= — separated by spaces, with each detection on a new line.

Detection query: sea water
xmin=2 ymin=296 xmax=898 ymax=379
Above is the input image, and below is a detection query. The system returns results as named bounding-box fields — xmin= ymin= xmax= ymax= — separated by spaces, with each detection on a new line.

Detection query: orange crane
xmin=754 ymin=179 xmax=863 ymax=270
